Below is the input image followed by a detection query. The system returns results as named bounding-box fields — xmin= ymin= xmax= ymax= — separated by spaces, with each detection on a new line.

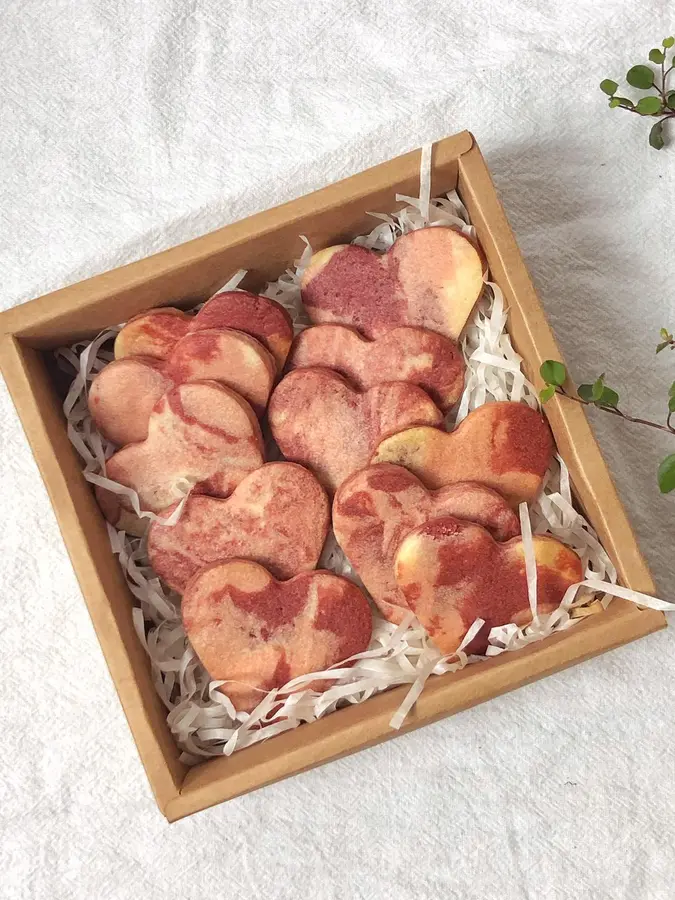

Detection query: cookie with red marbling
xmin=182 ymin=560 xmax=373 ymax=712
xmin=371 ymin=401 xmax=554 ymax=507
xmin=268 ymin=367 xmax=444 ymax=493
xmin=395 ymin=516 xmax=583 ymax=655
xmin=96 ymin=381 xmax=264 ymax=535
xmin=114 ymin=291 xmax=293 ymax=372
xmin=115 ymin=307 xmax=190 ymax=360
xmin=148 ymin=462 xmax=330 ymax=592
xmin=88 ymin=357 xmax=172 ymax=446
xmin=90 ymin=328 xmax=276 ymax=443
xmin=190 ymin=291 xmax=294 ymax=371
xmin=165 ymin=329 xmax=276 ymax=416
xmin=333 ymin=463 xmax=520 ymax=624
xmin=287 ymin=324 xmax=465 ymax=412
xmin=301 ymin=226 xmax=483 ymax=341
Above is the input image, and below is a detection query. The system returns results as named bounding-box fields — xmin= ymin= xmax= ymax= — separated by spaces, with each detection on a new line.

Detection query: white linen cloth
xmin=1 ymin=2 xmax=675 ymax=897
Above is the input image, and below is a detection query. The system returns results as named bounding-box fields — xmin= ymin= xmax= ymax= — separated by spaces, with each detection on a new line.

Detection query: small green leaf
xmin=657 ymin=340 xmax=669 ymax=353
xmin=649 ymin=48 xmax=666 ymax=64
xmin=539 ymin=385 xmax=556 ymax=404
xmin=661 ymin=327 xmax=671 ymax=340
xmin=609 ymin=98 xmax=620 ymax=108
xmin=649 ymin=120 xmax=665 ymax=149
xmin=667 ymin=91 xmax=675 ymax=110
xmin=663 ymin=36 xmax=675 ymax=49
xmin=600 ymin=79 xmax=619 ymax=96
xmin=668 ymin=395 xmax=675 ymax=413
xmin=668 ymin=381 xmax=675 ymax=398
xmin=591 ymin=375 xmax=605 ymax=402
xmin=598 ymin=386 xmax=619 ymax=408
xmin=657 ymin=454 xmax=675 ymax=493
xmin=577 ymin=384 xmax=595 ymax=402
xmin=613 ymin=97 xmax=635 ymax=109
xmin=626 ymin=65 xmax=655 ymax=89
xmin=637 ymin=96 xmax=663 ymax=115
xmin=539 ymin=360 xmax=567 ymax=387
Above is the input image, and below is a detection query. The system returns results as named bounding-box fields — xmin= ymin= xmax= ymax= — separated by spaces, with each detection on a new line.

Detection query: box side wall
xmin=0 ymin=135 xmax=471 ymax=348
xmin=170 ymin=597 xmax=663 ymax=821
xmin=0 ymin=336 xmax=186 ymax=812
xmin=457 ymin=142 xmax=656 ymax=594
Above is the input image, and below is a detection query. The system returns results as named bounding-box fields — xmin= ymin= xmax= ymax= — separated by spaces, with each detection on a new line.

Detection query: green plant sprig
xmin=600 ymin=36 xmax=675 ymax=149
xmin=539 ymin=334 xmax=675 ymax=493
xmin=656 ymin=327 xmax=675 ymax=353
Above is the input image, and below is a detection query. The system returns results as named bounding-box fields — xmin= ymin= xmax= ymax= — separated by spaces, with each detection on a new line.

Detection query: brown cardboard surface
xmin=456 ymin=141 xmax=655 ymax=593
xmin=0 ymin=133 xmax=471 ymax=348
xmin=0 ymin=334 xmax=186 ymax=815
xmin=0 ymin=131 xmax=665 ymax=821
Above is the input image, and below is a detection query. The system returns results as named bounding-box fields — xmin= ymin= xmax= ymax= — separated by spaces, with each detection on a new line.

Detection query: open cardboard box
xmin=0 ymin=131 xmax=665 ymax=821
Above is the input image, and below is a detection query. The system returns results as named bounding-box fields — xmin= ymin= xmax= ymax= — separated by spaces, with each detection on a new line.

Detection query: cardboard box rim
xmin=0 ymin=131 xmax=665 ymax=822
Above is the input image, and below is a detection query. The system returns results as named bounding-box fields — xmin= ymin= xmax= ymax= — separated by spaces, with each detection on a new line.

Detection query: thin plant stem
xmin=554 ymin=388 xmax=675 ymax=435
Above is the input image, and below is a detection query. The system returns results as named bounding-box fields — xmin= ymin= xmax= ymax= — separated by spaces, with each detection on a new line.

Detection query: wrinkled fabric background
xmin=2 ymin=2 xmax=675 ymax=898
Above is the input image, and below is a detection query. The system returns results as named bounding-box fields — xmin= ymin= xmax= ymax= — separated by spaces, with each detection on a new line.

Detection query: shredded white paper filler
xmin=57 ymin=149 xmax=672 ymax=765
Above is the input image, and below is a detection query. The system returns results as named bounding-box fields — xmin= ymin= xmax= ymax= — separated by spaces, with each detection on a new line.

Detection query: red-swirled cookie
xmin=192 ymin=290 xmax=294 ymax=371
xmin=395 ymin=517 xmax=583 ymax=655
xmin=268 ymin=367 xmax=444 ymax=493
xmin=89 ymin=328 xmax=276 ymax=443
xmin=114 ymin=307 xmax=189 ymax=360
xmin=88 ymin=357 xmax=172 ymax=446
xmin=333 ymin=464 xmax=520 ymax=624
xmin=287 ymin=324 xmax=465 ymax=412
xmin=301 ymin=226 xmax=483 ymax=341
xmin=148 ymin=462 xmax=330 ymax=593
xmin=96 ymin=381 xmax=264 ymax=535
xmin=371 ymin=401 xmax=554 ymax=507
xmin=165 ymin=329 xmax=276 ymax=416
xmin=114 ymin=291 xmax=293 ymax=371
xmin=182 ymin=560 xmax=373 ymax=712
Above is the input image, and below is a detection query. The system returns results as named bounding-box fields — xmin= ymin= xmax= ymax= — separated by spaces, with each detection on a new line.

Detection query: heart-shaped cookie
xmin=89 ymin=328 xmax=277 ymax=444
xmin=88 ymin=357 xmax=173 ymax=446
xmin=371 ymin=401 xmax=554 ymax=506
xmin=333 ymin=463 xmax=520 ymax=624
xmin=395 ymin=516 xmax=583 ymax=655
xmin=114 ymin=307 xmax=189 ymax=360
xmin=182 ymin=560 xmax=373 ymax=712
xmin=114 ymin=290 xmax=293 ymax=371
xmin=300 ymin=226 xmax=483 ymax=341
xmin=287 ymin=324 xmax=465 ymax=412
xmin=192 ymin=290 xmax=294 ymax=371
xmin=96 ymin=381 xmax=264 ymax=535
xmin=148 ymin=462 xmax=330 ymax=592
xmin=268 ymin=367 xmax=444 ymax=493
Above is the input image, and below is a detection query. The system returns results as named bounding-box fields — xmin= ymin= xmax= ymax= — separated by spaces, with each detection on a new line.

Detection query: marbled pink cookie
xmin=268 ymin=367 xmax=444 ymax=493
xmin=89 ymin=328 xmax=276 ymax=443
xmin=114 ymin=291 xmax=293 ymax=371
xmin=190 ymin=290 xmax=294 ymax=371
xmin=372 ymin=401 xmax=554 ymax=507
xmin=148 ymin=462 xmax=330 ymax=592
xmin=182 ymin=560 xmax=373 ymax=713
xmin=165 ymin=329 xmax=276 ymax=416
xmin=301 ymin=226 xmax=483 ymax=341
xmin=395 ymin=517 xmax=583 ymax=655
xmin=115 ymin=307 xmax=190 ymax=360
xmin=96 ymin=381 xmax=264 ymax=535
xmin=287 ymin=324 xmax=465 ymax=412
xmin=88 ymin=357 xmax=172 ymax=445
xmin=333 ymin=463 xmax=520 ymax=624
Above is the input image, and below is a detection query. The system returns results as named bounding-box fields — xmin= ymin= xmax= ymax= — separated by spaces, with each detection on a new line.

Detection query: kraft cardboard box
xmin=0 ymin=131 xmax=664 ymax=821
